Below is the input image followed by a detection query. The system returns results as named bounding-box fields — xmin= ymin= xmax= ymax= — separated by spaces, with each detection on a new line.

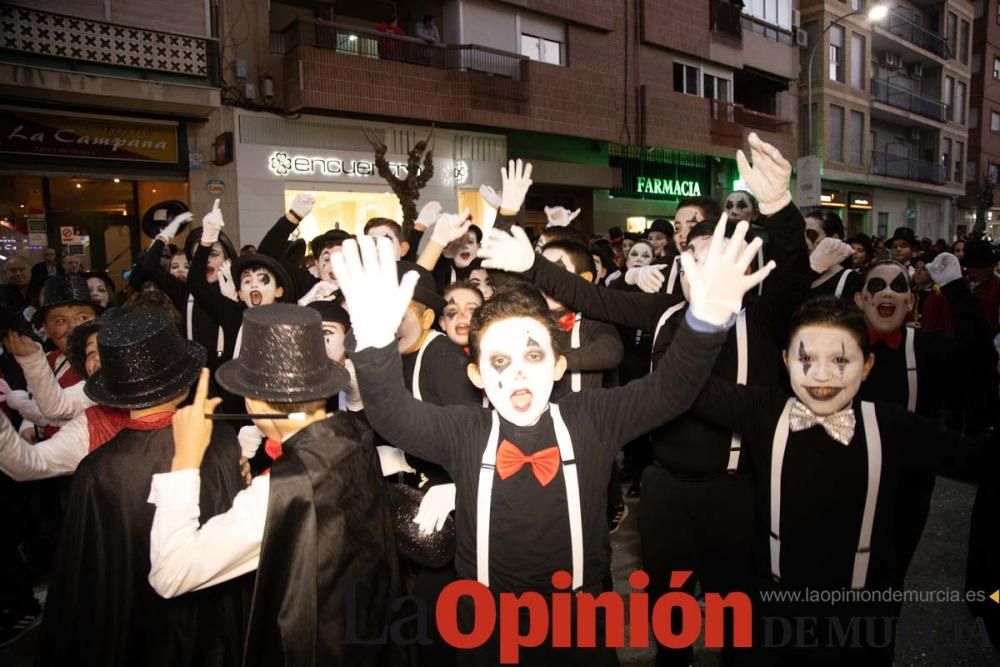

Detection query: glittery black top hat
xmin=141 ymin=200 xmax=189 ymax=240
xmin=398 ymin=261 xmax=445 ymax=315
xmin=215 ymin=304 xmax=349 ymax=402
xmin=184 ymin=227 xmax=237 ymax=263
xmin=85 ymin=310 xmax=206 ymax=409
xmin=33 ymin=274 xmax=101 ymax=326
xmin=890 ymin=227 xmax=917 ymax=248
xmin=229 ymin=253 xmax=295 ymax=304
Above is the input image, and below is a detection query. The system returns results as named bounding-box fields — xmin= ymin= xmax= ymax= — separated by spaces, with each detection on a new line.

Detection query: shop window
xmin=0 ymin=175 xmax=45 ymax=262
xmin=284 ymin=189 xmax=403 ymax=241
xmin=47 ymin=178 xmax=134 ymax=215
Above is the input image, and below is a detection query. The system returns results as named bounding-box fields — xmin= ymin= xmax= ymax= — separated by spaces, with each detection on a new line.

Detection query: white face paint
xmin=321 ymin=321 xmax=347 ymax=365
xmin=169 ymin=255 xmax=190 ymax=281
xmin=468 ymin=268 xmax=494 ymax=300
xmin=475 ymin=317 xmax=561 ymax=427
xmin=205 ymin=242 xmax=226 ymax=284
xmin=626 ymin=241 xmax=654 ymax=269
xmin=541 ymin=247 xmax=577 ymax=311
xmin=804 ymin=216 xmax=826 ymax=254
xmin=857 ymin=263 xmax=913 ymax=334
xmin=318 ymin=246 xmax=340 ymax=285
xmin=239 ymin=267 xmax=283 ymax=308
xmin=724 ymin=192 xmax=756 ymax=223
xmin=86 ymin=277 xmax=110 ymax=308
xmin=366 ymin=225 xmax=402 ymax=261
xmin=448 ymin=231 xmax=480 ymax=269
xmin=786 ymin=325 xmax=869 ymax=416
xmin=440 ymin=287 xmax=482 ymax=346
xmin=673 ymin=205 xmax=704 ymax=252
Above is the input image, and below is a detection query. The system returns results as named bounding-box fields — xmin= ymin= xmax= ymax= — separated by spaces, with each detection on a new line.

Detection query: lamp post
xmin=807 ymin=3 xmax=889 ymax=156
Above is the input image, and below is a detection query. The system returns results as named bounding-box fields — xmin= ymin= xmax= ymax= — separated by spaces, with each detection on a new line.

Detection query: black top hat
xmin=890 ymin=227 xmax=917 ymax=247
xmin=962 ymin=240 xmax=996 ymax=268
xmin=307 ymin=299 xmax=351 ymax=329
xmin=184 ymin=227 xmax=237 ymax=262
xmin=215 ymin=304 xmax=349 ymax=402
xmin=648 ymin=219 xmax=673 ymax=236
xmin=607 ymin=226 xmax=624 ymax=242
xmin=33 ymin=274 xmax=101 ymax=326
xmin=141 ymin=200 xmax=189 ymax=240
xmin=85 ymin=310 xmax=206 ymax=409
xmin=229 ymin=254 xmax=295 ymax=303
xmin=310 ymin=229 xmax=354 ymax=258
xmin=398 ymin=261 xmax=445 ymax=315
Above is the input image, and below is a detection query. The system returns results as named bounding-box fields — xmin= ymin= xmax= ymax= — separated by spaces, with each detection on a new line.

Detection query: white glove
xmin=218 ymin=259 xmax=238 ymax=301
xmin=376 ymin=445 xmax=415 ymax=476
xmin=331 ymin=236 xmax=419 ymax=350
xmin=201 ymin=199 xmax=225 ymax=245
xmin=927 ymin=252 xmax=963 ymax=286
xmin=5 ymin=390 xmax=31 ymax=413
xmin=413 ymin=482 xmax=456 ymax=535
xmin=680 ymin=213 xmax=776 ymax=326
xmin=0 ymin=379 xmax=9 ymax=404
xmin=479 ymin=184 xmax=502 ymax=209
xmin=415 ymin=201 xmax=443 ymax=230
xmin=157 ymin=211 xmax=192 ymax=242
xmin=289 ymin=193 xmax=315 ymax=220
xmin=544 ymin=206 xmax=581 ymax=228
xmin=809 ymin=239 xmax=853 ymax=274
xmin=430 ymin=210 xmax=472 ymax=247
xmin=477 ymin=226 xmax=535 ymax=273
xmin=297 ymin=280 xmax=338 ymax=306
xmin=237 ymin=425 xmax=265 ymax=459
xmin=735 ymin=132 xmax=792 ymax=216
xmin=343 ymin=358 xmax=363 ymax=412
xmin=624 ymin=264 xmax=669 ymax=293
xmin=499 ymin=159 xmax=533 ymax=214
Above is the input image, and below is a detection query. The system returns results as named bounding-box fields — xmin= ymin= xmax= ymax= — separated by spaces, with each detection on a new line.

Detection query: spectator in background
xmin=414 ymin=14 xmax=441 ymax=42
xmin=963 ymin=240 xmax=1000 ymax=336
xmin=889 ymin=227 xmax=918 ymax=272
xmin=376 ymin=15 xmax=405 ymax=35
xmin=952 ymin=239 xmax=967 ymax=263
xmin=646 ymin=219 xmax=673 ymax=259
xmin=240 ymin=244 xmax=257 ymax=256
xmin=847 ymin=233 xmax=874 ymax=272
xmin=1 ymin=256 xmax=32 ymax=312
xmin=61 ymin=254 xmax=82 ymax=275
xmin=30 ymin=246 xmax=61 ymax=293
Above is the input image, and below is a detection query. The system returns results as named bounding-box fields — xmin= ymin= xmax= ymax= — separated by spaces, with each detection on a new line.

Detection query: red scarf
xmin=86 ymin=407 xmax=176 ymax=452
xmin=867 ymin=326 xmax=902 ymax=350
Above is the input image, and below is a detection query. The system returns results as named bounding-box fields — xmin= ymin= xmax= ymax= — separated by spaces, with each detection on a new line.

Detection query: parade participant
xmin=888 ymin=226 xmax=918 ymax=272
xmin=847 ymin=233 xmax=875 ymax=272
xmin=33 ymin=274 xmax=100 ymax=392
xmin=646 ymin=219 xmax=673 ymax=258
xmin=365 ymin=216 xmax=411 ymax=261
xmin=962 ymin=239 xmax=1000 ymax=336
xmin=337 ymin=206 xmax=772 ymax=664
xmin=804 ymin=211 xmax=862 ymax=303
xmin=83 ymin=271 xmax=115 ymax=308
xmin=468 ymin=260 xmax=495 ymax=300
xmin=724 ymin=189 xmax=760 ymax=225
xmin=148 ymin=304 xmax=401 ymax=667
xmin=440 ymin=280 xmax=483 ymax=348
xmin=36 ymin=310 xmax=248 ymax=667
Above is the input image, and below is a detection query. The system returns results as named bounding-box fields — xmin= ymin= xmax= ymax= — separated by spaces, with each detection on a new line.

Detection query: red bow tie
xmin=868 ymin=327 xmax=902 ymax=350
xmin=557 ymin=312 xmax=577 ymax=333
xmin=264 ymin=438 xmax=283 ymax=462
xmin=496 ymin=440 xmax=560 ymax=486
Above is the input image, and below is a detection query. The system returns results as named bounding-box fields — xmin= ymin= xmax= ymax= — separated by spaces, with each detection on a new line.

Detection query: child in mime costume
xmin=337 ymin=208 xmax=774 ymax=665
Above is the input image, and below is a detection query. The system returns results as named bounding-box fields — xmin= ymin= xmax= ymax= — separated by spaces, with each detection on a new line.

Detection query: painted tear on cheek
xmin=798 ymin=340 xmax=811 ymax=376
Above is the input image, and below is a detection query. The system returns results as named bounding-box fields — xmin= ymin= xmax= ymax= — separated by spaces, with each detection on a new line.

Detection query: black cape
xmin=243 ymin=413 xmax=407 ymax=667
xmin=36 ymin=424 xmax=251 ymax=667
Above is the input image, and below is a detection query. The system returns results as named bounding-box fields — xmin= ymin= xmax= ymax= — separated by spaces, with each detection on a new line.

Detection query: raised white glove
xmin=544 ymin=206 xmax=581 ymax=228
xmin=343 ymin=358 xmax=363 ymax=412
xmin=331 ymin=236 xmax=419 ymax=351
xmin=290 ymin=193 xmax=315 ymax=220
xmin=218 ymin=259 xmax=238 ymax=301
xmin=413 ymin=482 xmax=456 ymax=535
xmin=624 ymin=264 xmax=669 ymax=293
xmin=477 ymin=226 xmax=535 ymax=273
xmin=157 ymin=211 xmax=192 ymax=242
xmin=297 ymin=280 xmax=338 ymax=306
xmin=5 ymin=390 xmax=31 ymax=412
xmin=809 ymin=239 xmax=853 ymax=274
xmin=499 ymin=159 xmax=533 ymax=214
xmin=479 ymin=184 xmax=502 ymax=209
xmin=927 ymin=252 xmax=963 ymax=286
xmin=735 ymin=132 xmax=792 ymax=216
xmin=201 ymin=199 xmax=225 ymax=245
xmin=376 ymin=445 xmax=416 ymax=477
xmin=430 ymin=210 xmax=472 ymax=247
xmin=415 ymin=201 xmax=443 ymax=230
xmin=237 ymin=425 xmax=264 ymax=459
xmin=679 ymin=213 xmax=776 ymax=326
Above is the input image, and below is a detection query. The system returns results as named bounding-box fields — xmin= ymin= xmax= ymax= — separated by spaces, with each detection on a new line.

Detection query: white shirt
xmin=148 ymin=470 xmax=269 ymax=598
xmin=17 ymin=348 xmax=95 ymax=423
xmin=0 ymin=409 xmax=90 ymax=481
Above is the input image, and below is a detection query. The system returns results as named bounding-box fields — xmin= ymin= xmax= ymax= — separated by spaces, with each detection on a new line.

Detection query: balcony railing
xmin=882 ymin=8 xmax=949 ymax=58
xmin=870 ymin=150 xmax=946 ymax=184
xmin=871 ymin=78 xmax=947 ymax=122
xmin=740 ymin=14 xmax=795 ymax=45
xmin=709 ymin=99 xmax=792 ymax=135
xmin=0 ymin=2 xmax=218 ymax=84
xmin=710 ymin=0 xmax=742 ymax=40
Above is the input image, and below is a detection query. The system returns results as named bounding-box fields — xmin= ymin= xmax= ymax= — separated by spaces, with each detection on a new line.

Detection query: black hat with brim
xmin=184 ymin=227 xmax=237 ymax=262
xmin=963 ymin=240 xmax=997 ymax=268
xmin=229 ymin=253 xmax=296 ymax=304
xmin=307 ymin=299 xmax=351 ymax=329
xmin=142 ymin=200 xmax=189 ymax=240
xmin=33 ymin=274 xmax=102 ymax=327
xmin=890 ymin=227 xmax=918 ymax=247
xmin=397 ymin=260 xmax=445 ymax=315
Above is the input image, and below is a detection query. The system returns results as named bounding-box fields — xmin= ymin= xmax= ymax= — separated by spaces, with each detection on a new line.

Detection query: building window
xmin=673 ymin=62 xmax=700 ymax=95
xmin=850 ymin=34 xmax=865 ymax=89
xmin=955 ymin=141 xmax=964 ymax=182
xmin=942 ymin=138 xmax=952 ymax=181
xmin=944 ymin=76 xmax=955 ymax=121
xmin=994 ymin=56 xmax=1000 ymax=79
xmin=742 ymin=0 xmax=793 ymax=30
xmin=988 ymin=162 xmax=1000 ymax=185
xmin=957 ymin=81 xmax=967 ymax=125
xmin=960 ymin=20 xmax=969 ymax=65
xmin=828 ymin=104 xmax=845 ymax=162
xmin=991 ymin=110 xmax=1000 ymax=132
xmin=971 ymin=107 xmax=979 ymax=128
xmin=520 ymin=34 xmax=562 ymax=65
xmin=703 ymin=73 xmax=731 ymax=101
xmin=849 ymin=110 xmax=864 ymax=165
xmin=830 ymin=25 xmax=845 ymax=82
xmin=947 ymin=12 xmax=958 ymax=59
xmin=877 ymin=212 xmax=890 ymax=237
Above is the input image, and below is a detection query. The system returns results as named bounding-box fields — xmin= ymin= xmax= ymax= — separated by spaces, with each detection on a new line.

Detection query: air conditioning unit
xmin=908 ymin=128 xmax=921 ymax=142
xmin=881 ymin=51 xmax=903 ymax=69
xmin=796 ymin=28 xmax=808 ymax=47
xmin=791 ymin=8 xmax=801 ymax=28
xmin=908 ymin=62 xmax=924 ymax=79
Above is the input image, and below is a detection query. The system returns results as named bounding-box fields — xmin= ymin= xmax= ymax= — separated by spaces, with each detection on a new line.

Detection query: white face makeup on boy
xmin=471 ymin=317 xmax=566 ymax=427
xmin=366 ymin=225 xmax=402 ymax=261
xmin=449 ymin=231 xmax=479 ymax=269
xmin=440 ymin=288 xmax=482 ymax=347
xmin=469 ymin=268 xmax=494 ymax=300
xmin=855 ymin=263 xmax=913 ymax=334
xmin=321 ymin=321 xmax=347 ymax=365
xmin=318 ymin=247 xmax=339 ymax=285
xmin=239 ymin=267 xmax=283 ymax=308
xmin=785 ymin=325 xmax=872 ymax=416
xmin=626 ymin=242 xmax=654 ymax=269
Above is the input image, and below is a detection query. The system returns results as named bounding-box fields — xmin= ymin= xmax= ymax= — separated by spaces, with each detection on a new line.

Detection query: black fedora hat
xmin=141 ymin=200 xmax=189 ymax=240
xmin=890 ymin=227 xmax=917 ymax=247
xmin=184 ymin=227 xmax=237 ymax=262
xmin=229 ymin=253 xmax=295 ymax=304
xmin=397 ymin=261 xmax=445 ymax=315
xmin=215 ymin=304 xmax=349 ymax=402
xmin=33 ymin=274 xmax=101 ymax=326
xmin=85 ymin=310 xmax=206 ymax=409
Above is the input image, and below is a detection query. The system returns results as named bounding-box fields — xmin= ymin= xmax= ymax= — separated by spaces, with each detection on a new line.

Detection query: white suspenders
xmin=756 ymin=246 xmax=765 ymax=296
xmin=834 ymin=269 xmax=851 ymax=298
xmin=650 ymin=302 xmax=687 ymax=373
xmin=411 ymin=330 xmax=443 ymax=400
xmin=904 ymin=327 xmax=917 ymax=413
xmin=186 ymin=295 xmax=225 ymax=357
xmin=665 ymin=260 xmax=679 ymax=295
xmin=727 ymin=310 xmax=748 ymax=473
xmin=770 ymin=399 xmax=882 ymax=590
xmin=569 ymin=313 xmax=582 ymax=393
xmin=233 ymin=324 xmax=244 ymax=359
xmin=476 ymin=405 xmax=584 ymax=590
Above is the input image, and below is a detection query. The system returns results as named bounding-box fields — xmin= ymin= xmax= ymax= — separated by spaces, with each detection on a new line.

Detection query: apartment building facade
xmin=965 ymin=0 xmax=1000 ymax=238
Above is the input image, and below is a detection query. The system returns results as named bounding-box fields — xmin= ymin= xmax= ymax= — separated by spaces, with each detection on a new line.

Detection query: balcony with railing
xmin=871 ymin=78 xmax=947 ymax=122
xmin=710 ymin=0 xmax=742 ymax=40
xmin=0 ymin=2 xmax=219 ymax=85
xmin=880 ymin=8 xmax=949 ymax=58
xmin=870 ymin=150 xmax=946 ymax=184
xmin=710 ymin=99 xmax=792 ymax=135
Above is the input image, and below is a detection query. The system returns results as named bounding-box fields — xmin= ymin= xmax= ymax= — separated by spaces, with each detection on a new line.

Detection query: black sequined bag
xmin=385 ymin=482 xmax=456 ymax=568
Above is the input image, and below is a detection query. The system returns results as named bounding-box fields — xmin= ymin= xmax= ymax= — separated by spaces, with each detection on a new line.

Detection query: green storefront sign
xmin=635 ymin=177 xmax=702 ymax=197
xmin=609 ymin=147 xmax=711 ymax=202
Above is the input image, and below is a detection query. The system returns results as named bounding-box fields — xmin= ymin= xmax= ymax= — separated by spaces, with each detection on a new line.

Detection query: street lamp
xmin=807 ymin=3 xmax=889 ymax=155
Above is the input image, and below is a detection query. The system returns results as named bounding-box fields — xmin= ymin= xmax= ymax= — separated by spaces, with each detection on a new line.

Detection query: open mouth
xmin=206 ymin=267 xmax=216 ymax=280
xmin=875 ymin=303 xmax=896 ymax=318
xmin=805 ymin=386 xmax=842 ymax=401
xmin=455 ymin=324 xmax=470 ymax=335
xmin=510 ymin=388 xmax=533 ymax=412
xmin=250 ymin=290 xmax=263 ymax=306
xmin=459 ymin=251 xmax=472 ymax=261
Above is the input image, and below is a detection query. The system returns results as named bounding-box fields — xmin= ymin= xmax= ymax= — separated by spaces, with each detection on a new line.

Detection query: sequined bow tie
xmin=789 ymin=401 xmax=856 ymax=446
xmin=495 ymin=440 xmax=560 ymax=486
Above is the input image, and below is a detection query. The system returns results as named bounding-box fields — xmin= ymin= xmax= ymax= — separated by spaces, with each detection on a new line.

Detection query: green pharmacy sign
xmin=635 ymin=177 xmax=702 ymax=197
